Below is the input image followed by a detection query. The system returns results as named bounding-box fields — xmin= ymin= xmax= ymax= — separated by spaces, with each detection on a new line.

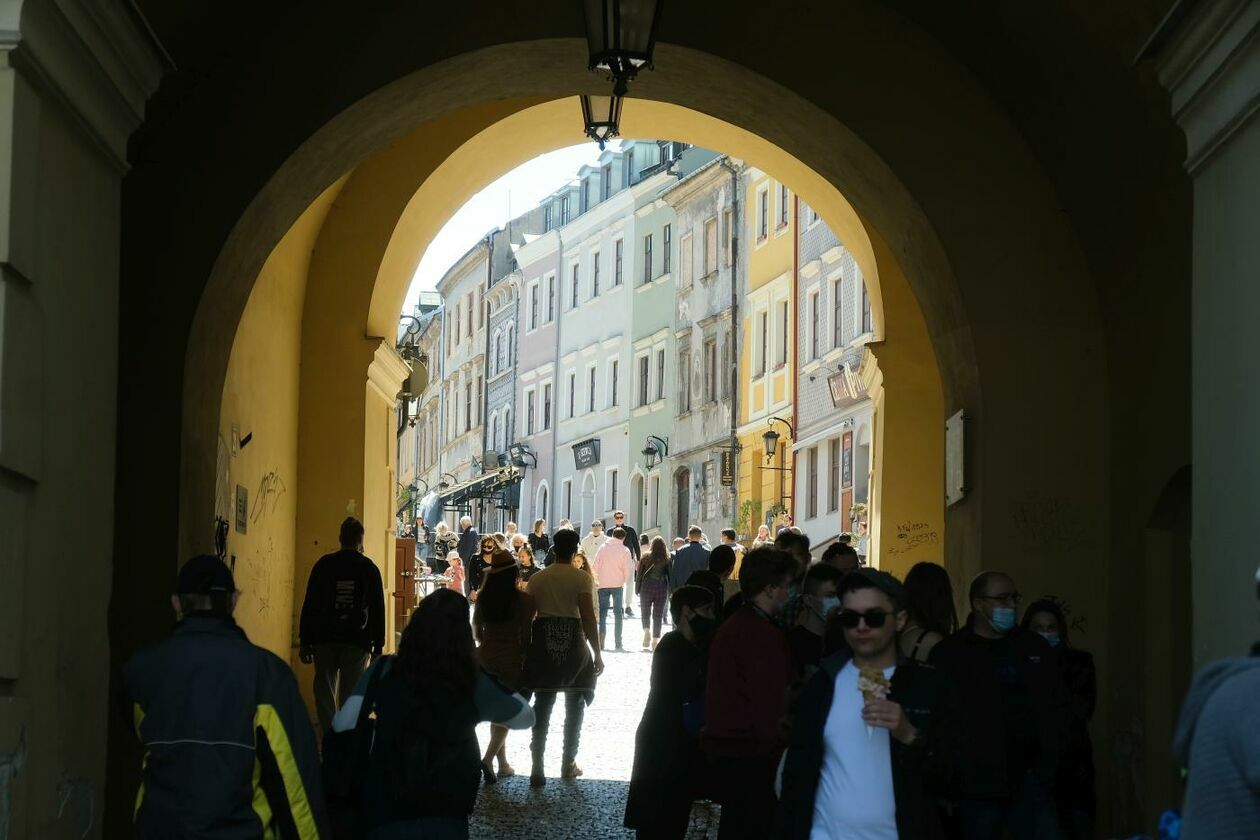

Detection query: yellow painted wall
xmin=218 ymin=183 xmax=343 ymax=658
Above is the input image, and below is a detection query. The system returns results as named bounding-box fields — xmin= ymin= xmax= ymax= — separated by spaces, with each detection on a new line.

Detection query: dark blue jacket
xmin=670 ymin=541 xmax=710 ymax=588
xmin=124 ymin=615 xmax=329 ymax=839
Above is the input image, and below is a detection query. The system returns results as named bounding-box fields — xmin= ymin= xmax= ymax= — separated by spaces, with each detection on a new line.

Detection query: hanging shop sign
xmin=573 ymin=438 xmax=601 ymax=469
xmin=720 ymin=449 xmax=735 ymax=486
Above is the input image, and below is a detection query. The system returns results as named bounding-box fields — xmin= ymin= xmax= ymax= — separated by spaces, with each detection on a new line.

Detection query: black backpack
xmin=368 ymin=669 xmax=482 ymax=820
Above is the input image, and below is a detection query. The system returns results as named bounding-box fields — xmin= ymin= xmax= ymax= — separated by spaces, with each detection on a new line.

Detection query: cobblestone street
xmin=470 ymin=636 xmax=721 ymax=839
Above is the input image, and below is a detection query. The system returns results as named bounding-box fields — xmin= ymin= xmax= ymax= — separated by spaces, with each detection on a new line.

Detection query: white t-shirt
xmin=809 ymin=661 xmax=898 ymax=840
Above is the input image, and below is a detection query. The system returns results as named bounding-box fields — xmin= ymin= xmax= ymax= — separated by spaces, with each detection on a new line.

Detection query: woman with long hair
xmin=751 ymin=523 xmax=772 ymax=549
xmin=468 ymin=535 xmax=497 ymax=602
xmin=473 ymin=551 xmax=536 ymax=782
xmin=330 ymin=589 xmax=532 ymax=838
xmin=517 ymin=545 xmax=539 ymax=585
xmin=637 ymin=536 xmax=673 ymax=651
xmin=432 ymin=521 xmax=458 ymax=573
xmin=1022 ymin=598 xmax=1096 ymax=840
xmin=527 ymin=518 xmax=550 ymax=560
xmin=898 ymin=561 xmax=958 ymax=663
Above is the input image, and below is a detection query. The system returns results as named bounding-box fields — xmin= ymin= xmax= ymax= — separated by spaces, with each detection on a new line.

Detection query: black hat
xmin=843 ymin=567 xmax=904 ymax=607
xmin=176 ymin=555 xmax=236 ymax=595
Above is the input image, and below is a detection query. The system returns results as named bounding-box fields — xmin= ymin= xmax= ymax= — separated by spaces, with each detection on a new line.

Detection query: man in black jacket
xmin=126 ymin=555 xmax=329 ymax=839
xmin=778 ymin=568 xmax=944 ymax=839
xmin=455 ymin=514 xmax=481 ymax=593
xmin=299 ymin=516 xmax=385 ymax=734
xmin=930 ymin=571 xmax=1066 ymax=839
xmin=671 ymin=526 xmax=711 ymax=588
xmin=612 ymin=510 xmax=640 ymax=618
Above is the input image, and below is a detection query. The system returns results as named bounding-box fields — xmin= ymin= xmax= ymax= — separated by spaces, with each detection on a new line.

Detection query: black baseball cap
xmin=176 ymin=555 xmax=236 ymax=595
xmin=842 ymin=567 xmax=904 ymax=607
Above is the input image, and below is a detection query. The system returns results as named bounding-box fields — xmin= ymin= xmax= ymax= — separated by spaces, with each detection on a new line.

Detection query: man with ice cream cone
xmin=778 ymin=568 xmax=946 ymax=839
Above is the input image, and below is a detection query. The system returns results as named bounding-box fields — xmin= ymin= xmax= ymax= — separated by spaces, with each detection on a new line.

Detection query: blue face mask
xmin=1038 ymin=631 xmax=1062 ymax=648
xmin=987 ymin=607 xmax=1017 ymax=634
xmin=817 ymin=595 xmax=841 ymax=620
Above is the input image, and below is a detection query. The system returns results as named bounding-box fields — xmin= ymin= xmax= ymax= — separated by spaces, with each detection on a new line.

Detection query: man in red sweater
xmin=701 ymin=546 xmax=798 ymax=839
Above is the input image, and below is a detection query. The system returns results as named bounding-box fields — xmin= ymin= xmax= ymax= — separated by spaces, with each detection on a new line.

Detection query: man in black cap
xmin=298 ymin=516 xmax=385 ymax=734
xmin=778 ymin=568 xmax=945 ymax=839
xmin=124 ymin=555 xmax=328 ymax=838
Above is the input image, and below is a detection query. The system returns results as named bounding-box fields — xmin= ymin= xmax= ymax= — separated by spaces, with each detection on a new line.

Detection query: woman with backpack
xmin=329 ymin=588 xmax=532 ymax=839
xmin=473 ymin=551 xmax=536 ymax=783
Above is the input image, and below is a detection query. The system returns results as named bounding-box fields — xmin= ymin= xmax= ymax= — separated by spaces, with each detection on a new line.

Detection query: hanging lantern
xmin=580 ymin=93 xmax=624 ymax=150
xmin=584 ymin=0 xmax=663 ymax=95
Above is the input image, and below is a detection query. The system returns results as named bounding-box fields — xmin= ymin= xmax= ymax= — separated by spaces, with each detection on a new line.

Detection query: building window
xmin=561 ymin=195 xmax=570 ymax=225
xmin=601 ymin=164 xmax=612 ymax=199
xmin=703 ymin=216 xmax=718 ymax=277
xmin=779 ymin=301 xmax=789 ymax=366
xmin=625 ymin=149 xmax=635 ymax=185
xmin=833 ymin=278 xmax=843 ymax=348
xmin=491 ymin=414 xmax=498 ymax=451
xmin=568 ymin=372 xmax=576 ymax=418
xmin=649 ymin=475 xmax=659 ymax=527
xmin=505 ymin=325 xmax=513 ymax=366
xmin=609 ymin=469 xmax=619 ymax=510
xmin=475 ymin=374 xmax=482 ymax=425
xmin=571 ymin=264 xmax=580 ymax=309
xmin=539 ymin=486 xmax=548 ymax=521
xmin=807 ymin=446 xmax=819 ymax=518
xmin=526 ymin=389 xmax=535 ymax=435
xmin=809 ymin=291 xmax=820 ymax=360
xmin=546 ymin=275 xmax=555 ymax=323
xmin=505 ymin=407 xmax=512 ymax=445
xmin=862 ymin=285 xmax=873 ymax=333
xmin=592 ymin=252 xmax=601 ymax=297
xmin=610 ymin=359 xmax=619 ymax=407
xmin=663 ymin=224 xmax=672 ymax=273
xmin=494 ymin=332 xmax=502 ymax=374
xmin=454 ymin=305 xmax=461 ymax=347
xmin=723 ymin=208 xmax=733 ymax=266
xmin=721 ymin=330 xmax=733 ymax=398
xmin=829 ymin=437 xmax=840 ymax=513
xmin=614 ymin=239 xmax=624 ymax=286
xmin=757 ymin=187 xmax=769 ymax=240
xmin=778 ymin=183 xmax=790 ymax=228
xmin=529 ymin=284 xmax=539 ymax=330
xmin=702 ymin=460 xmax=715 ymax=519
xmin=465 ymin=382 xmax=473 ymax=433
xmin=543 ymin=383 xmax=552 ymax=430
xmin=544 ymin=205 xmax=553 ymax=231
xmin=757 ymin=312 xmax=768 ymax=376
xmin=638 ymin=354 xmax=650 ymax=406
xmin=477 ymin=289 xmax=484 ymax=329
xmin=655 ymin=349 xmax=666 ymax=401
xmin=703 ymin=338 xmax=717 ymax=401
xmin=680 ymin=233 xmax=693 ymax=286
xmin=563 ymin=480 xmax=573 ymax=518
xmin=588 ymin=366 xmax=597 ymax=413
xmin=643 ymin=234 xmax=653 ymax=284
xmin=679 ymin=349 xmax=692 ymax=412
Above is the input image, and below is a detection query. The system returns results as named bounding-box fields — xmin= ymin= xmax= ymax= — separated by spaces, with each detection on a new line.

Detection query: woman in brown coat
xmin=473 ymin=550 xmax=535 ymax=781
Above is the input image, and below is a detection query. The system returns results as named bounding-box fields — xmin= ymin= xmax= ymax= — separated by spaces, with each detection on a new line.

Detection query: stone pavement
xmin=470 ymin=633 xmax=721 ymax=838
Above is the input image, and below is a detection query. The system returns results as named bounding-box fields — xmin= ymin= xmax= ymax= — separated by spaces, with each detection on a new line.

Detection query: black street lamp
xmin=763 ymin=416 xmax=795 ymax=461
xmin=438 ymin=472 xmax=457 ymax=490
xmin=641 ymin=434 xmax=669 ymax=469
xmin=580 ymin=93 xmax=624 ymax=150
xmin=584 ymin=0 xmax=663 ymax=95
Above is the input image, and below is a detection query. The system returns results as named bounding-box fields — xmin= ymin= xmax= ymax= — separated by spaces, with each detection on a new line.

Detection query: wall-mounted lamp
xmin=641 ymin=434 xmax=669 ymax=469
xmin=507 ymin=442 xmax=538 ymax=468
xmin=763 ymin=416 xmax=795 ymax=461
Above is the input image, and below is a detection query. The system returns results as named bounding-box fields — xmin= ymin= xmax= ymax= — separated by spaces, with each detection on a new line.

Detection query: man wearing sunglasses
xmin=778 ymin=568 xmax=945 ymax=839
xmin=930 ymin=571 xmax=1066 ymax=839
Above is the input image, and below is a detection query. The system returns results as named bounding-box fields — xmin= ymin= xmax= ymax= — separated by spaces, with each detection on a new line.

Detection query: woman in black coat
xmin=624 ymin=586 xmax=717 ymax=838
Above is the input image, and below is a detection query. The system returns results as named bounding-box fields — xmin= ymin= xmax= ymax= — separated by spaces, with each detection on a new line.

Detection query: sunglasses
xmin=837 ymin=609 xmax=890 ymax=629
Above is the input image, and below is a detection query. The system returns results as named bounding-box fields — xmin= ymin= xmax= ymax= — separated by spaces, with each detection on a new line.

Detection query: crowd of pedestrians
xmin=123 ymin=511 xmax=1258 ymax=839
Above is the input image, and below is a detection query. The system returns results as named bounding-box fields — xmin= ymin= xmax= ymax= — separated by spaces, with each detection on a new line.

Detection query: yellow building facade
xmin=736 ymin=169 xmax=797 ymax=536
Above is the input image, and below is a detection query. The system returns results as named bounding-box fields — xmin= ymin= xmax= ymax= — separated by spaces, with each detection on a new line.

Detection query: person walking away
xmin=299 ymin=516 xmax=385 ymax=735
xmin=777 ymin=568 xmax=945 ymax=839
xmin=125 ymin=555 xmax=328 ymax=838
xmin=671 ymin=526 xmax=711 ymax=590
xmin=523 ymin=528 xmax=606 ymax=786
xmin=719 ymin=529 xmax=745 ymax=580
xmin=821 ymin=542 xmax=861 ymax=573
xmin=931 ymin=571 xmax=1066 ymax=840
xmin=528 ymin=518 xmax=551 ymax=564
xmin=899 ymin=561 xmax=958 ymax=664
xmin=581 ymin=519 xmax=609 ymax=563
xmin=1023 ymin=598 xmax=1095 ymax=839
xmin=592 ymin=526 xmax=635 ymax=651
xmin=625 ymin=586 xmax=718 ymax=838
xmin=467 ymin=535 xmax=496 ymax=599
xmin=473 ymin=551 xmax=537 ymax=783
xmin=787 ymin=563 xmax=844 ymax=677
xmin=701 ymin=547 xmax=797 ymax=839
xmin=612 ymin=510 xmax=641 ymax=618
xmin=444 ymin=551 xmax=465 ymax=593
xmin=638 ymin=536 xmax=673 ymax=650
xmin=331 ymin=589 xmax=533 ymax=839
xmin=709 ymin=544 xmax=740 ymax=606
xmin=456 ymin=515 xmax=480 ymax=592
xmin=1173 ymin=564 xmax=1260 ymax=840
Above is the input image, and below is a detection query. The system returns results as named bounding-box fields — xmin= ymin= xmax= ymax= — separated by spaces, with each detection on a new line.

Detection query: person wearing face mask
xmin=1022 ymin=599 xmax=1095 ymax=840
xmin=777 ymin=568 xmax=945 ymax=839
xmin=701 ymin=547 xmax=798 ymax=839
xmin=787 ymin=563 xmax=844 ymax=677
xmin=624 ymin=586 xmax=717 ymax=838
xmin=930 ymin=571 xmax=1067 ymax=840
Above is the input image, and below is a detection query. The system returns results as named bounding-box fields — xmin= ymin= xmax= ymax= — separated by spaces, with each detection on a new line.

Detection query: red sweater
xmin=701 ymin=604 xmax=792 ymax=759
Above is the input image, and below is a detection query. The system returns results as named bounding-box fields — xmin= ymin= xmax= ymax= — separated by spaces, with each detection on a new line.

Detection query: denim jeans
xmin=953 ymin=772 xmax=1063 ymax=840
xmin=598 ymin=587 xmax=624 ymax=647
xmin=531 ymin=690 xmax=587 ymax=767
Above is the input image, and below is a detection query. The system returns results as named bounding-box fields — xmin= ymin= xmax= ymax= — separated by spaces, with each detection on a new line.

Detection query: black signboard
xmin=573 ymin=438 xmax=601 ymax=469
xmin=720 ymin=449 xmax=735 ymax=486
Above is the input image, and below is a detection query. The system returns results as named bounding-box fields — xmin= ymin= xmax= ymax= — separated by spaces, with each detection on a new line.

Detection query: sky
xmin=402 ymin=141 xmax=618 ymax=313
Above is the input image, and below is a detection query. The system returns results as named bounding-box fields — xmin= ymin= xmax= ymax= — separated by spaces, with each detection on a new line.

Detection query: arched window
xmin=492 ymin=414 xmax=499 ymax=451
